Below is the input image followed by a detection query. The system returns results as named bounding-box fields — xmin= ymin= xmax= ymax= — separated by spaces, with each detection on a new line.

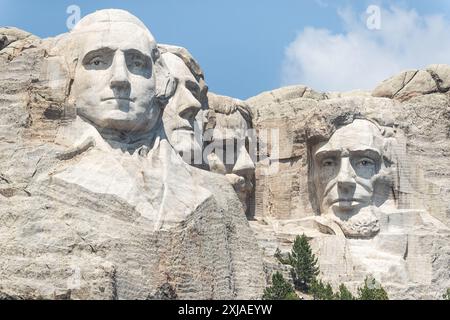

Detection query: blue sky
xmin=2 ymin=0 xmax=450 ymax=98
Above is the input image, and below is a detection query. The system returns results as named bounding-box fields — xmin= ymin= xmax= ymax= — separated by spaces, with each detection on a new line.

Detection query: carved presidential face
xmin=313 ymin=119 xmax=384 ymax=217
xmin=162 ymin=53 xmax=202 ymax=159
xmin=71 ymin=23 xmax=159 ymax=133
xmin=207 ymin=111 xmax=254 ymax=214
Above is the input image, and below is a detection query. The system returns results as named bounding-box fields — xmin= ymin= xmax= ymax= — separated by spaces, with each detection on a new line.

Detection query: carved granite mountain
xmin=0 ymin=11 xmax=265 ymax=300
xmin=246 ymin=70 xmax=450 ymax=299
xmin=1 ymin=9 xmax=450 ymax=300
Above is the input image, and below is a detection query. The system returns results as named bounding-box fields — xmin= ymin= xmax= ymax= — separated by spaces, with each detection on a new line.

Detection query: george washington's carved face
xmin=313 ymin=119 xmax=384 ymax=217
xmin=71 ymin=21 xmax=160 ymax=133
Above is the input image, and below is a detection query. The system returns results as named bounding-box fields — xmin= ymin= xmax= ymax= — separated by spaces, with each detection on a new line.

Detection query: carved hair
xmin=158 ymin=45 xmax=208 ymax=108
xmin=158 ymin=44 xmax=205 ymax=85
xmin=206 ymin=93 xmax=253 ymax=127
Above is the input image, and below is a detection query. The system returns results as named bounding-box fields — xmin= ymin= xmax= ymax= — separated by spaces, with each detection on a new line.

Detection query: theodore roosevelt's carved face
xmin=312 ymin=119 xmax=384 ymax=217
xmin=71 ymin=21 xmax=159 ymax=133
xmin=207 ymin=110 xmax=255 ymax=214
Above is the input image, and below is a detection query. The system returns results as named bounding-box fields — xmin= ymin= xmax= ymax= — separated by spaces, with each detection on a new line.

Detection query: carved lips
xmin=101 ymin=97 xmax=136 ymax=102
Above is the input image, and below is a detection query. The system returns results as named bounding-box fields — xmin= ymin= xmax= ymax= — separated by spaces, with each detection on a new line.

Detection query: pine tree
xmin=310 ymin=279 xmax=323 ymax=300
xmin=443 ymin=288 xmax=450 ymax=300
xmin=324 ymin=283 xmax=335 ymax=299
xmin=310 ymin=279 xmax=335 ymax=300
xmin=336 ymin=283 xmax=355 ymax=300
xmin=262 ymin=272 xmax=299 ymax=300
xmin=357 ymin=276 xmax=389 ymax=300
xmin=286 ymin=234 xmax=320 ymax=292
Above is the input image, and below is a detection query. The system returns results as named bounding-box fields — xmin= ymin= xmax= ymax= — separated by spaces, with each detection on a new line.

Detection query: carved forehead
xmin=163 ymin=52 xmax=197 ymax=81
xmin=215 ymin=111 xmax=250 ymax=130
xmin=212 ymin=112 xmax=250 ymax=141
xmin=315 ymin=119 xmax=384 ymax=156
xmin=73 ymin=9 xmax=151 ymax=35
xmin=72 ymin=9 xmax=156 ymax=55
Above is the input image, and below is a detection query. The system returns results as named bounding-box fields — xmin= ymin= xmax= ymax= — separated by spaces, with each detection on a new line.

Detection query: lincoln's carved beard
xmin=325 ymin=207 xmax=380 ymax=238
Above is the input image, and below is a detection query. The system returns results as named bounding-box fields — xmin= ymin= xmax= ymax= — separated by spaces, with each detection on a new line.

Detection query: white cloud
xmin=281 ymin=6 xmax=450 ymax=92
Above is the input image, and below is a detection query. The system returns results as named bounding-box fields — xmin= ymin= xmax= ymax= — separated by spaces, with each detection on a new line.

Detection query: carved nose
xmin=110 ymin=79 xmax=130 ymax=91
xmin=110 ymin=52 xmax=130 ymax=91
xmin=337 ymin=157 xmax=356 ymax=191
xmin=232 ymin=145 xmax=255 ymax=176
xmin=178 ymin=87 xmax=201 ymax=120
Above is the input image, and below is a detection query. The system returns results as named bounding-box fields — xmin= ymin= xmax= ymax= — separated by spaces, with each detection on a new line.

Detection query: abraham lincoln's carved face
xmin=313 ymin=119 xmax=383 ymax=216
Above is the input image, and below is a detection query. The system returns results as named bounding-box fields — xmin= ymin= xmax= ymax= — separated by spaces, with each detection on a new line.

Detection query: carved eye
xmin=128 ymin=54 xmax=145 ymax=69
xmin=82 ymin=49 xmax=115 ymax=70
xmin=356 ymin=158 xmax=375 ymax=167
xmin=89 ymin=57 xmax=104 ymax=67
xmin=322 ymin=159 xmax=335 ymax=167
xmin=124 ymin=51 xmax=152 ymax=77
xmin=186 ymin=81 xmax=201 ymax=99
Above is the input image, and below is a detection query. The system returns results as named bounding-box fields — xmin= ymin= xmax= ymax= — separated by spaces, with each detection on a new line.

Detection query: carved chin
xmin=328 ymin=209 xmax=380 ymax=239
xmin=171 ymin=134 xmax=202 ymax=159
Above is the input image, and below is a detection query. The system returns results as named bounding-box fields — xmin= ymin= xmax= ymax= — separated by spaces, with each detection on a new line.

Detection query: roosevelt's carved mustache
xmin=101 ymin=97 xmax=136 ymax=102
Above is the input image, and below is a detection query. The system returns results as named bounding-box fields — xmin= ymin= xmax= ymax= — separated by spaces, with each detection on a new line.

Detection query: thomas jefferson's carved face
xmin=162 ymin=53 xmax=202 ymax=159
xmin=71 ymin=23 xmax=159 ymax=133
xmin=313 ymin=119 xmax=383 ymax=217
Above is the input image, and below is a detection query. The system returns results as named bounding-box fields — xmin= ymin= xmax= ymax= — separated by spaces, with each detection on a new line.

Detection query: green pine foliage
xmin=336 ymin=283 xmax=355 ymax=300
xmin=310 ymin=279 xmax=335 ymax=300
xmin=443 ymin=288 xmax=450 ymax=300
xmin=311 ymin=281 xmax=356 ymax=300
xmin=262 ymin=272 xmax=299 ymax=300
xmin=273 ymin=234 xmax=390 ymax=301
xmin=279 ymin=234 xmax=320 ymax=292
xmin=357 ymin=276 xmax=389 ymax=300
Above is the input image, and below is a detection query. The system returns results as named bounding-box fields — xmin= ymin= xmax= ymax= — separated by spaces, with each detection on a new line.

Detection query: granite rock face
xmin=0 ymin=11 xmax=265 ymax=300
xmin=1 ymin=9 xmax=450 ymax=300
xmin=246 ymin=71 xmax=450 ymax=299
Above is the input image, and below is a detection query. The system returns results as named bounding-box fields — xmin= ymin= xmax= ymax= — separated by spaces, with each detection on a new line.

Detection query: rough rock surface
xmin=1 ymin=19 xmax=450 ymax=300
xmin=0 ymin=26 xmax=265 ymax=300
xmin=246 ymin=71 xmax=450 ymax=299
xmin=372 ymin=65 xmax=450 ymax=101
xmin=248 ymin=88 xmax=450 ymax=224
